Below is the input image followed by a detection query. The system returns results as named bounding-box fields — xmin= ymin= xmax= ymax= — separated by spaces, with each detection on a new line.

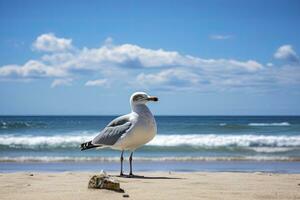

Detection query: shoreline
xmin=1 ymin=171 xmax=299 ymax=200
xmin=1 ymin=160 xmax=300 ymax=174
xmin=1 ymin=156 xmax=300 ymax=162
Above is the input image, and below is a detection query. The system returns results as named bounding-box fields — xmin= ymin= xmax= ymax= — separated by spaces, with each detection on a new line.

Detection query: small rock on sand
xmin=88 ymin=171 xmax=124 ymax=193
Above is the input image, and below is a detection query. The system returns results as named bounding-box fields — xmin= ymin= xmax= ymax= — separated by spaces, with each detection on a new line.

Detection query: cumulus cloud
xmin=0 ymin=60 xmax=67 ymax=79
xmin=210 ymin=34 xmax=232 ymax=40
xmin=0 ymin=33 xmax=299 ymax=91
xmin=85 ymin=79 xmax=109 ymax=87
xmin=32 ymin=33 xmax=72 ymax=52
xmin=51 ymin=78 xmax=72 ymax=88
xmin=274 ymin=45 xmax=299 ymax=63
xmin=135 ymin=67 xmax=271 ymax=91
xmin=136 ymin=69 xmax=200 ymax=90
xmin=59 ymin=43 xmax=262 ymax=72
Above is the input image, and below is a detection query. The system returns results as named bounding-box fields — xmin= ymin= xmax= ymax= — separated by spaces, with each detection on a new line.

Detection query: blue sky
xmin=0 ymin=0 xmax=300 ymax=115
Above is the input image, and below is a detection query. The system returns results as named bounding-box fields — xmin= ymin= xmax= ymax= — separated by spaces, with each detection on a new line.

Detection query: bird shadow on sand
xmin=113 ymin=174 xmax=183 ymax=180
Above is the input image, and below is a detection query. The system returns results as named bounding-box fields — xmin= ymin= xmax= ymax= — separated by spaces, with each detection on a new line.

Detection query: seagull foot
xmin=118 ymin=173 xmax=126 ymax=177
xmin=126 ymin=174 xmax=145 ymax=178
xmin=128 ymin=173 xmax=134 ymax=178
xmin=116 ymin=174 xmax=145 ymax=178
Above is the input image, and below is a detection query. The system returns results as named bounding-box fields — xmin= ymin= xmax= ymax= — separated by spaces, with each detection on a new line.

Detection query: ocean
xmin=1 ymin=116 xmax=300 ymax=173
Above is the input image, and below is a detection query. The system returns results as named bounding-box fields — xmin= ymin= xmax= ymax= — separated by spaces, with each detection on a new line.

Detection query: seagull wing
xmin=91 ymin=114 xmax=133 ymax=146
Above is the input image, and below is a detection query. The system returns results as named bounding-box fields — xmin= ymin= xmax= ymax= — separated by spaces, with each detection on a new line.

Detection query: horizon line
xmin=0 ymin=114 xmax=300 ymax=117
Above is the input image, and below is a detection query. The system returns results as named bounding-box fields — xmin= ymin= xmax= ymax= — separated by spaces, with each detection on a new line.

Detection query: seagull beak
xmin=147 ymin=96 xmax=159 ymax=102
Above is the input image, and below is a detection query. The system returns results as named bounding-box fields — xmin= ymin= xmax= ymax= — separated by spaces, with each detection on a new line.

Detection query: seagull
xmin=80 ymin=92 xmax=158 ymax=176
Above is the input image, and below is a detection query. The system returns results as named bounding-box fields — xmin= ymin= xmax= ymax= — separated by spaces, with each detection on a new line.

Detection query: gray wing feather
xmin=92 ymin=115 xmax=132 ymax=146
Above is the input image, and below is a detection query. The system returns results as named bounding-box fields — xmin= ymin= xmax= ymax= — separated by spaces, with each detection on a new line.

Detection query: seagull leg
xmin=120 ymin=150 xmax=124 ymax=176
xmin=129 ymin=152 xmax=133 ymax=176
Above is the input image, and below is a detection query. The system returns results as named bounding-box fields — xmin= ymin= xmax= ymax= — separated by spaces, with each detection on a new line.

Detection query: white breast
xmin=113 ymin=105 xmax=157 ymax=151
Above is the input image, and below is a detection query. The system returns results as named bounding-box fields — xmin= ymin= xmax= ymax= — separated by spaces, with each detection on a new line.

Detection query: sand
xmin=0 ymin=172 xmax=299 ymax=200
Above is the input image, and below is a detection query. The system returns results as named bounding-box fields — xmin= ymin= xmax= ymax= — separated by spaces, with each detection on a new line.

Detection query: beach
xmin=1 ymin=116 xmax=300 ymax=199
xmin=1 ymin=172 xmax=299 ymax=200
xmin=1 ymin=0 xmax=300 ymax=198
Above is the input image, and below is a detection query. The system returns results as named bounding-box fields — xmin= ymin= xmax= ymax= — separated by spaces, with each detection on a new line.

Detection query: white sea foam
xmin=148 ymin=134 xmax=300 ymax=147
xmin=1 ymin=134 xmax=300 ymax=148
xmin=249 ymin=147 xmax=297 ymax=153
xmin=248 ymin=122 xmax=290 ymax=126
xmin=0 ymin=133 xmax=97 ymax=148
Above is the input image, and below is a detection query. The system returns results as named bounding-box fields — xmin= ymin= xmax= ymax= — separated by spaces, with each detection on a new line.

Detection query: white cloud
xmin=0 ymin=60 xmax=67 ymax=79
xmin=1 ymin=34 xmax=299 ymax=91
xmin=51 ymin=78 xmax=72 ymax=88
xmin=85 ymin=79 xmax=108 ymax=87
xmin=137 ymin=68 xmax=200 ymax=90
xmin=274 ymin=45 xmax=299 ymax=63
xmin=135 ymin=67 xmax=265 ymax=91
xmin=65 ymin=43 xmax=262 ymax=72
xmin=32 ymin=33 xmax=72 ymax=52
xmin=210 ymin=34 xmax=232 ymax=40
xmin=74 ymin=44 xmax=185 ymax=68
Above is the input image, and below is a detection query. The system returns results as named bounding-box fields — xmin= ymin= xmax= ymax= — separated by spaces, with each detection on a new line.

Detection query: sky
xmin=0 ymin=0 xmax=300 ymax=115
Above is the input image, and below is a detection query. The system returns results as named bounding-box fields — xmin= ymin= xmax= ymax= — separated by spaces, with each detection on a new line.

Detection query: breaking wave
xmin=148 ymin=134 xmax=300 ymax=147
xmin=0 ymin=134 xmax=94 ymax=149
xmin=248 ymin=122 xmax=290 ymax=126
xmin=1 ymin=134 xmax=300 ymax=149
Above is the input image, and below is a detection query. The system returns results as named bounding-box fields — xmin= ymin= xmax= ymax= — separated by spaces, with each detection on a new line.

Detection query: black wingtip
xmin=80 ymin=141 xmax=95 ymax=151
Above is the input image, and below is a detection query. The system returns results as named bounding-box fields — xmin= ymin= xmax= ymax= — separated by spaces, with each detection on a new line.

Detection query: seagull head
xmin=130 ymin=92 xmax=158 ymax=106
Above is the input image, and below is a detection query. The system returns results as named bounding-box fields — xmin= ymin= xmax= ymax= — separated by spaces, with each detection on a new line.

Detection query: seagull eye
xmin=133 ymin=95 xmax=144 ymax=101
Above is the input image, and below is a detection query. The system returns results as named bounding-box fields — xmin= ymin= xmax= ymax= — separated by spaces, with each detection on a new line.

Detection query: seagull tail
xmin=80 ymin=141 xmax=96 ymax=151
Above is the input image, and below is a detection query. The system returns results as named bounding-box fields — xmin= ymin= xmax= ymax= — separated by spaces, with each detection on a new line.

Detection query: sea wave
xmin=148 ymin=134 xmax=300 ymax=147
xmin=248 ymin=122 xmax=290 ymax=126
xmin=248 ymin=147 xmax=297 ymax=153
xmin=0 ymin=121 xmax=47 ymax=129
xmin=0 ymin=156 xmax=299 ymax=162
xmin=1 ymin=134 xmax=300 ymax=149
xmin=0 ymin=134 xmax=94 ymax=148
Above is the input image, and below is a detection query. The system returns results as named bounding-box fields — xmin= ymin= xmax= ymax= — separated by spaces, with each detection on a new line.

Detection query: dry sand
xmin=0 ymin=172 xmax=299 ymax=200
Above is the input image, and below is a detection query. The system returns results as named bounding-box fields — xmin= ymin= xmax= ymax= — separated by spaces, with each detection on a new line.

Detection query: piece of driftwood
xmin=88 ymin=171 xmax=124 ymax=193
